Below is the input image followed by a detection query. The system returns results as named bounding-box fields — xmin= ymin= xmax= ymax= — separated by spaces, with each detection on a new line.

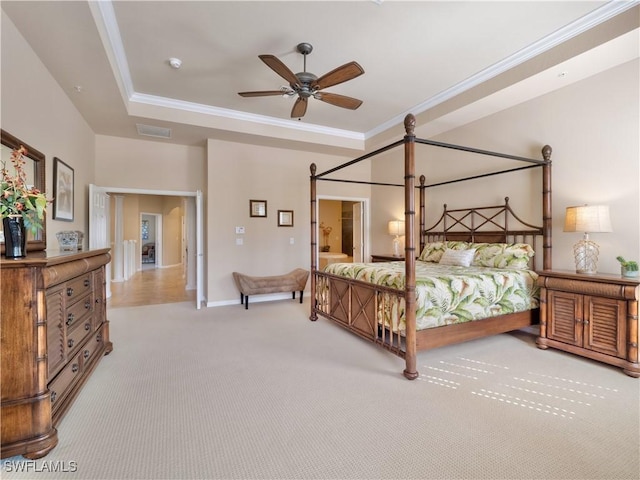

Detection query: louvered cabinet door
xmin=547 ymin=290 xmax=582 ymax=346
xmin=536 ymin=270 xmax=640 ymax=378
xmin=584 ymin=295 xmax=626 ymax=358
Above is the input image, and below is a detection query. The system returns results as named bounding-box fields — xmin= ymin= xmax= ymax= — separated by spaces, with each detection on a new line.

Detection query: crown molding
xmin=93 ymin=0 xmax=638 ymax=142
xmin=129 ymin=93 xmax=365 ymax=141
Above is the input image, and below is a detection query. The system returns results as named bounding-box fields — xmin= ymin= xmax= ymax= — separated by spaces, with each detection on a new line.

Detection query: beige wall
xmin=94 ymin=135 xmax=205 ymax=192
xmin=371 ymin=59 xmax=640 ymax=274
xmin=206 ymin=138 xmax=370 ymax=304
xmin=1 ymin=13 xmax=95 ymax=248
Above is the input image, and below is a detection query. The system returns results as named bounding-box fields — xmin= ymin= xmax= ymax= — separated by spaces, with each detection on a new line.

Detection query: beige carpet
xmin=2 ymin=299 xmax=639 ymax=479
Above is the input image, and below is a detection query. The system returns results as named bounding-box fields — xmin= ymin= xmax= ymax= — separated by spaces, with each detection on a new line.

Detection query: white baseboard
xmin=206 ymin=291 xmax=308 ymax=308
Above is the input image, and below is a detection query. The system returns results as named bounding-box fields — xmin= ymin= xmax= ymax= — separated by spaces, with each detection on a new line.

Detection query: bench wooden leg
xmin=240 ymin=293 xmax=244 ymax=305
xmin=244 ymin=295 xmax=249 ymax=310
xmin=299 ymin=290 xmax=304 ymax=303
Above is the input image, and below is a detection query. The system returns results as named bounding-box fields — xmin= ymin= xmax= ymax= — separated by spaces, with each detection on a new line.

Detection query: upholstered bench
xmin=232 ymin=269 xmax=309 ymax=309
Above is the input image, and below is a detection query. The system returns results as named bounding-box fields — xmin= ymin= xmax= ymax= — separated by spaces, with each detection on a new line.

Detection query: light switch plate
xmin=235 ymin=226 xmax=245 ymax=234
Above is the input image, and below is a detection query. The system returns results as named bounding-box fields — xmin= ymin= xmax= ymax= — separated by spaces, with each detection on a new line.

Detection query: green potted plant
xmin=1 ymin=145 xmax=50 ymax=258
xmin=616 ymin=256 xmax=639 ymax=278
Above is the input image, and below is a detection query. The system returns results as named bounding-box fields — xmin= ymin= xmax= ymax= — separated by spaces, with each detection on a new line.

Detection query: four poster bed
xmin=309 ymin=114 xmax=552 ymax=380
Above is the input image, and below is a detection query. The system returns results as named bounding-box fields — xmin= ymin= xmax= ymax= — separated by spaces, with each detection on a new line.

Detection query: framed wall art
xmin=53 ymin=157 xmax=74 ymax=221
xmin=278 ymin=210 xmax=294 ymax=227
xmin=250 ymin=199 xmax=267 ymax=218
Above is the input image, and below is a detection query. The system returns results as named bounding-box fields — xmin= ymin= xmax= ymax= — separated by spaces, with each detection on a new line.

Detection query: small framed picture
xmin=53 ymin=157 xmax=74 ymax=221
xmin=250 ymin=199 xmax=267 ymax=218
xmin=278 ymin=210 xmax=294 ymax=227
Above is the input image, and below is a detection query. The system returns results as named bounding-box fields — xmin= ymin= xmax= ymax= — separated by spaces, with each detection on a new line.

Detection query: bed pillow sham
xmin=418 ymin=241 xmax=469 ymax=262
xmin=470 ymin=242 xmax=534 ymax=269
xmin=439 ymin=248 xmax=477 ymax=267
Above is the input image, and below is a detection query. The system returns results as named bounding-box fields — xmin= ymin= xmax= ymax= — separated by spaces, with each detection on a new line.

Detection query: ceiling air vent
xmin=136 ymin=124 xmax=171 ymax=139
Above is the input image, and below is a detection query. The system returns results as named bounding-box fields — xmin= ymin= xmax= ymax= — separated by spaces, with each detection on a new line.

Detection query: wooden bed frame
xmin=309 ymin=113 xmax=553 ymax=380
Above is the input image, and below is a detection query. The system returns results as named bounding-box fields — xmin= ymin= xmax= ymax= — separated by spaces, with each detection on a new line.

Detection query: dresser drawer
xmin=48 ymin=352 xmax=82 ymax=409
xmin=65 ymin=292 xmax=94 ymax=330
xmin=80 ymin=328 xmax=105 ymax=368
xmin=64 ymin=273 xmax=93 ymax=304
xmin=66 ymin=318 xmax=94 ymax=355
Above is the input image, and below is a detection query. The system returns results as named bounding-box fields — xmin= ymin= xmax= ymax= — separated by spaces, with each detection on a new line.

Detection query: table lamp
xmin=563 ymin=205 xmax=612 ymax=274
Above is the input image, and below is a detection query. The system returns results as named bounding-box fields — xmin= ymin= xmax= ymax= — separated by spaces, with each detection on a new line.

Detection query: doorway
xmin=317 ymin=196 xmax=368 ymax=268
xmin=140 ymin=213 xmax=161 ymax=269
xmin=89 ymin=185 xmax=204 ymax=309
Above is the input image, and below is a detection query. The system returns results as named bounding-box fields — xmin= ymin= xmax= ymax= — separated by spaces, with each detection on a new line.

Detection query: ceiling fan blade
xmin=259 ymin=54 xmax=300 ymax=87
xmin=315 ymin=92 xmax=363 ymax=110
xmin=238 ymin=90 xmax=287 ymax=97
xmin=312 ymin=61 xmax=364 ymax=90
xmin=291 ymin=97 xmax=308 ymax=118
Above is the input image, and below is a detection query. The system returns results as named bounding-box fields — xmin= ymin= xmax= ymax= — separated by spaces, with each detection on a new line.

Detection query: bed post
xmin=310 ymin=163 xmax=318 ymax=321
xmin=403 ymin=114 xmax=418 ymax=380
xmin=419 ymin=175 xmax=426 ymax=255
xmin=541 ymin=145 xmax=552 ymax=271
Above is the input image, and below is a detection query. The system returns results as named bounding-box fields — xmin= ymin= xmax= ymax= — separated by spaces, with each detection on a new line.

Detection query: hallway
xmin=107 ymin=265 xmax=195 ymax=308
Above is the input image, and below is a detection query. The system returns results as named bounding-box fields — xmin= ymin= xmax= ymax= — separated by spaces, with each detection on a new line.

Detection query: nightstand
xmin=536 ymin=270 xmax=639 ymax=377
xmin=371 ymin=254 xmax=404 ymax=262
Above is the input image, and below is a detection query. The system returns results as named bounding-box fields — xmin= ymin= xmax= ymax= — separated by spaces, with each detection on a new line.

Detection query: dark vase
xmin=3 ymin=216 xmax=27 ymax=259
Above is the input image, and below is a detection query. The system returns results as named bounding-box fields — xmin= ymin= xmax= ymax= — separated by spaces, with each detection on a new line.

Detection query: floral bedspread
xmin=323 ymin=261 xmax=539 ymax=332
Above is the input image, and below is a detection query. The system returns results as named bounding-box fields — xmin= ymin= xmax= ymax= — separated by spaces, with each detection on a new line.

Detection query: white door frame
xmin=89 ymin=186 xmax=204 ymax=309
xmin=316 ymin=195 xmax=369 ymax=261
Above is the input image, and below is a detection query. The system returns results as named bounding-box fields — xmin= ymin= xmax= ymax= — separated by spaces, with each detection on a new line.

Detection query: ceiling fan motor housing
xmin=294 ymin=71 xmax=318 ymax=97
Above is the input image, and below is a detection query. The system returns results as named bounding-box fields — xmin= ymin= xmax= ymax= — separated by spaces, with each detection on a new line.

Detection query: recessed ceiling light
xmin=168 ymin=58 xmax=182 ymax=69
xmin=74 ymin=85 xmax=83 ymax=92
xmin=558 ymin=71 xmax=568 ymax=78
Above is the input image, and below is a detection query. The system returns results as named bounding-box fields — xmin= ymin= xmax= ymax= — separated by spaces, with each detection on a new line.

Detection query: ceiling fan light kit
xmin=238 ymin=42 xmax=364 ymax=118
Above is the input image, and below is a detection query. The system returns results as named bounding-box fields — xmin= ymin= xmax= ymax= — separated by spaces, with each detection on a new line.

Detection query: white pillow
xmin=439 ymin=248 xmax=476 ymax=267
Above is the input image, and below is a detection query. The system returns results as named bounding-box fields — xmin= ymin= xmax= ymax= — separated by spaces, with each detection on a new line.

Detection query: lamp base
xmin=392 ymin=237 xmax=401 ymax=257
xmin=573 ymin=238 xmax=600 ymax=274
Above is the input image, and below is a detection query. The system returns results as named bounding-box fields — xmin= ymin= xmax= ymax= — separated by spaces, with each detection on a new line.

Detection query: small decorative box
xmin=56 ymin=231 xmax=79 ymax=252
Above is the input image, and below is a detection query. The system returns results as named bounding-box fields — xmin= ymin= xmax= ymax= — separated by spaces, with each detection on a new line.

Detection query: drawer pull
xmin=96 ymin=334 xmax=102 ymax=342
xmin=66 ymin=313 xmax=75 ymax=326
xmin=67 ymin=287 xmax=74 ymax=296
xmin=85 ymin=323 xmax=91 ymax=331
xmin=50 ymin=391 xmax=57 ymax=403
xmin=68 ymin=339 xmax=75 ymax=348
xmin=85 ymin=300 xmax=91 ymax=309
xmin=83 ymin=350 xmax=90 ymax=360
xmin=84 ymin=279 xmax=90 ymax=287
xmin=72 ymin=363 xmax=79 ymax=373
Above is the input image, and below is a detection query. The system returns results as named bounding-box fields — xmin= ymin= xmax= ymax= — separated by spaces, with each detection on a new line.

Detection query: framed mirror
xmin=1 ymin=129 xmax=47 ymax=253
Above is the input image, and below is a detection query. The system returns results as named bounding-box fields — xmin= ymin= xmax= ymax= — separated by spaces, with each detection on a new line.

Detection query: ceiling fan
xmin=238 ymin=42 xmax=364 ymax=119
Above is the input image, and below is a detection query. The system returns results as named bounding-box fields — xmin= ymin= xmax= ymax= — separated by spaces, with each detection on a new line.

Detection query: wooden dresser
xmin=536 ymin=270 xmax=639 ymax=377
xmin=1 ymin=249 xmax=112 ymax=459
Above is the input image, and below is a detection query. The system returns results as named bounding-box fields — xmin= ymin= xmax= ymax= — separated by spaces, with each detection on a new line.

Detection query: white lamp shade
xmin=564 ymin=205 xmax=612 ymax=233
xmin=388 ymin=220 xmax=405 ymax=236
